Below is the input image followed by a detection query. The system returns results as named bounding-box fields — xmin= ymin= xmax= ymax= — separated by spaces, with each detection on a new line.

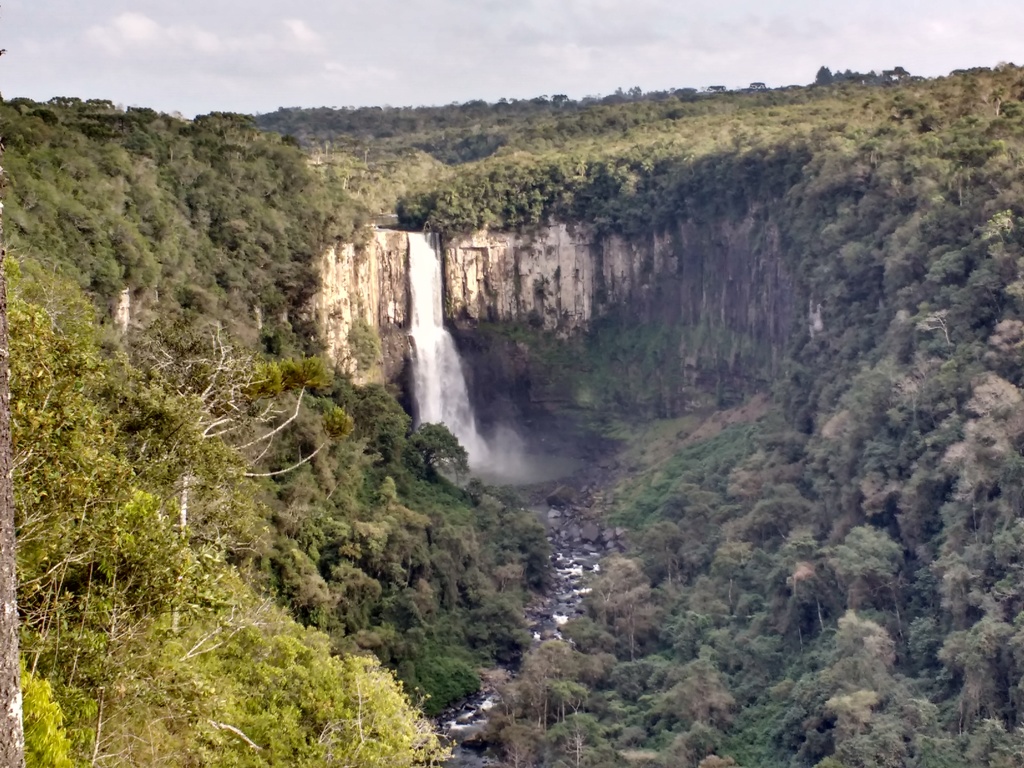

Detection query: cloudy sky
xmin=4 ymin=1 xmax=1023 ymax=116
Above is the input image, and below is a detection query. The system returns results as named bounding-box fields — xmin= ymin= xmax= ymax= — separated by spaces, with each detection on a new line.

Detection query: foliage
xmin=351 ymin=63 xmax=1024 ymax=767
xmin=2 ymin=89 xmax=551 ymax=768
xmin=0 ymin=99 xmax=368 ymax=354
xmin=2 ymin=264 xmax=535 ymax=764
xmin=406 ymin=422 xmax=470 ymax=479
xmin=411 ymin=652 xmax=481 ymax=716
xmin=13 ymin=61 xmax=1024 ymax=767
xmin=255 ymin=70 xmax=914 ymax=167
xmin=169 ymin=610 xmax=449 ymax=767
xmin=21 ymin=665 xmax=73 ymax=768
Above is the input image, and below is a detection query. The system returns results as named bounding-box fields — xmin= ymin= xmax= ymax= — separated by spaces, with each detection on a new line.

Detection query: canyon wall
xmin=314 ymin=228 xmax=410 ymax=383
xmin=316 ymin=216 xmax=796 ymax=420
xmin=442 ymin=217 xmax=795 ymax=422
xmin=443 ymin=218 xmax=793 ymax=346
xmin=444 ymin=224 xmax=595 ymax=333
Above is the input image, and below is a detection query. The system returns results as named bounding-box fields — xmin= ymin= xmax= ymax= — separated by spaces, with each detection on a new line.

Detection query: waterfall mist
xmin=407 ymin=232 xmax=576 ymax=483
xmin=408 ymin=232 xmax=490 ymax=463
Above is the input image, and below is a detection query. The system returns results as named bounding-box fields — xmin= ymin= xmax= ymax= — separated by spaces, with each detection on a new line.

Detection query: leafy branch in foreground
xmin=9 ymin=264 xmax=450 ymax=766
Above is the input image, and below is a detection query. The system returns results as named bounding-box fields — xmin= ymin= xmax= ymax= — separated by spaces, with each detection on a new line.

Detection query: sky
xmin=4 ymin=1 xmax=1024 ymax=117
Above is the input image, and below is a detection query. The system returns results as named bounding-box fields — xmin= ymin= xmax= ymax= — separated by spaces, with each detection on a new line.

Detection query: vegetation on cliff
xmin=7 ymin=60 xmax=1024 ymax=767
xmin=372 ymin=64 xmax=1024 ymax=767
xmin=392 ymin=67 xmax=1018 ymax=241
xmin=3 ymin=259 xmax=450 ymax=764
xmin=0 ymin=96 xmax=551 ymax=765
xmin=1 ymin=99 xmax=368 ymax=352
xmin=261 ymin=63 xmax=1024 ymax=766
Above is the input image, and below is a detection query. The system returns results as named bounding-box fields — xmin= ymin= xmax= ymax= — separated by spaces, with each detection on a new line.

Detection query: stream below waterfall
xmin=402 ymin=230 xmax=620 ymax=765
xmin=441 ymin=504 xmax=619 ymax=767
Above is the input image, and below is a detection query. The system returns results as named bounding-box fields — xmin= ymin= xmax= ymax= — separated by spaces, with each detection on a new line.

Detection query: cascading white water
xmin=408 ymin=232 xmax=489 ymax=465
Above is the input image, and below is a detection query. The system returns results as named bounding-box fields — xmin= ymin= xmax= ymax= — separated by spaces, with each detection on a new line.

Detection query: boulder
xmin=546 ymin=485 xmax=577 ymax=509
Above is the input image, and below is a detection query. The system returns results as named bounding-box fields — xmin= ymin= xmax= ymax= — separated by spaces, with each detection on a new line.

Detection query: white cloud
xmin=182 ymin=27 xmax=224 ymax=56
xmin=8 ymin=0 xmax=1024 ymax=115
xmin=112 ymin=12 xmax=161 ymax=44
xmin=284 ymin=19 xmax=320 ymax=46
xmin=86 ymin=13 xmax=221 ymax=57
xmin=84 ymin=13 xmax=323 ymax=61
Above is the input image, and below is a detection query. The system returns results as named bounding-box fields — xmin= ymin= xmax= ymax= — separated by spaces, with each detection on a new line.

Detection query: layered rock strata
xmin=315 ymin=228 xmax=410 ymax=383
xmin=315 ymin=219 xmax=794 ymax=420
xmin=443 ymin=219 xmax=793 ymax=346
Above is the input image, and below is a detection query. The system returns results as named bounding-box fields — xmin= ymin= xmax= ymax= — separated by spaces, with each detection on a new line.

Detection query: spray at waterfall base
xmin=406 ymin=232 xmax=577 ymax=485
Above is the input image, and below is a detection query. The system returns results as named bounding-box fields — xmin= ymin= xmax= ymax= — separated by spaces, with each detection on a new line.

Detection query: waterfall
xmin=408 ymin=232 xmax=489 ymax=465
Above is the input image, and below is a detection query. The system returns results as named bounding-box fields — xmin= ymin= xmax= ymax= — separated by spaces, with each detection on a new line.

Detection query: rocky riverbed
xmin=442 ymin=488 xmax=627 ymax=766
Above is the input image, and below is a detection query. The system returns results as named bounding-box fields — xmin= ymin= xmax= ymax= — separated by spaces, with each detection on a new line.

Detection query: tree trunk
xmin=0 ymin=171 xmax=27 ymax=765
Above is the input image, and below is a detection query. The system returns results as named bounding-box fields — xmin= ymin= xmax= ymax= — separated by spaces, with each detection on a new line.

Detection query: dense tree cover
xmin=0 ymin=136 xmax=26 ymax=767
xmin=0 ymin=97 xmax=370 ymax=353
xmin=4 ymin=254 xmax=550 ymax=763
xmin=9 ymin=60 xmax=1024 ymax=766
xmin=369 ymin=63 xmax=1024 ymax=766
xmin=256 ymin=89 xmax=709 ymax=165
xmin=386 ymin=65 xmax=1024 ymax=428
xmin=394 ymin=66 xmax=1018 ymax=240
xmin=0 ymin=97 xmax=555 ymax=764
xmin=2 ymin=261 xmax=451 ymax=764
xmin=254 ymin=68 xmax=914 ymax=166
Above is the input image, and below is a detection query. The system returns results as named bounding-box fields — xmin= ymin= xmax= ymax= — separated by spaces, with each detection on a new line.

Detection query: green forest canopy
xmin=0 ymin=94 xmax=554 ymax=766
xmin=5 ymin=61 xmax=1024 ymax=767
xmin=355 ymin=63 xmax=1024 ymax=768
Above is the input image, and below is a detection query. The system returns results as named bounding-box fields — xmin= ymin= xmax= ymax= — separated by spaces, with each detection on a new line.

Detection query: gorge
xmin=319 ymin=219 xmax=792 ymax=766
xmin=6 ymin=65 xmax=1024 ymax=767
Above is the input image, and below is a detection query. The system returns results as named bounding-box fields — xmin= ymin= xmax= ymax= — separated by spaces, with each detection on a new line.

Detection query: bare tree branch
xmin=208 ymin=720 xmax=263 ymax=751
xmin=244 ymin=442 xmax=326 ymax=478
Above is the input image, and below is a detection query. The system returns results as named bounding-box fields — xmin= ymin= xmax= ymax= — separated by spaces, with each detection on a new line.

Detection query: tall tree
xmin=0 ymin=113 xmax=27 ymax=765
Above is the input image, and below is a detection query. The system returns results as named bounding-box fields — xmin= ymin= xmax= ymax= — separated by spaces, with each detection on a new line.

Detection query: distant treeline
xmin=254 ymin=65 xmax=923 ymax=163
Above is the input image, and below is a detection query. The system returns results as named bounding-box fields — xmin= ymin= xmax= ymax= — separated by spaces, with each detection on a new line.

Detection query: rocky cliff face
xmin=317 ymin=216 xmax=795 ymax=421
xmin=444 ymin=224 xmax=595 ymax=334
xmin=444 ymin=218 xmax=793 ymax=347
xmin=314 ymin=229 xmax=410 ymax=383
xmin=443 ymin=216 xmax=795 ymax=422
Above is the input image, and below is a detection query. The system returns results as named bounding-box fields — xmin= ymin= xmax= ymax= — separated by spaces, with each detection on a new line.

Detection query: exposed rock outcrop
xmin=114 ymin=287 xmax=131 ymax=333
xmin=315 ymin=229 xmax=410 ymax=383
xmin=444 ymin=224 xmax=595 ymax=334
xmin=444 ymin=217 xmax=793 ymax=348
xmin=315 ymin=217 xmax=794 ymax=422
xmin=442 ymin=217 xmax=793 ymax=422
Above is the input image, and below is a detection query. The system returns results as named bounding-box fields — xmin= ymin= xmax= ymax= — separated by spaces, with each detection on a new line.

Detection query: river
xmin=442 ymin=497 xmax=622 ymax=767
xmin=403 ymin=229 xmax=618 ymax=764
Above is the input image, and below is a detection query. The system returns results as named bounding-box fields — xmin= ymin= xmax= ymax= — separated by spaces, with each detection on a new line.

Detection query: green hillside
xmin=386 ymin=64 xmax=1024 ymax=767
xmin=5 ymin=62 xmax=1024 ymax=767
xmin=0 ymin=95 xmax=549 ymax=765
